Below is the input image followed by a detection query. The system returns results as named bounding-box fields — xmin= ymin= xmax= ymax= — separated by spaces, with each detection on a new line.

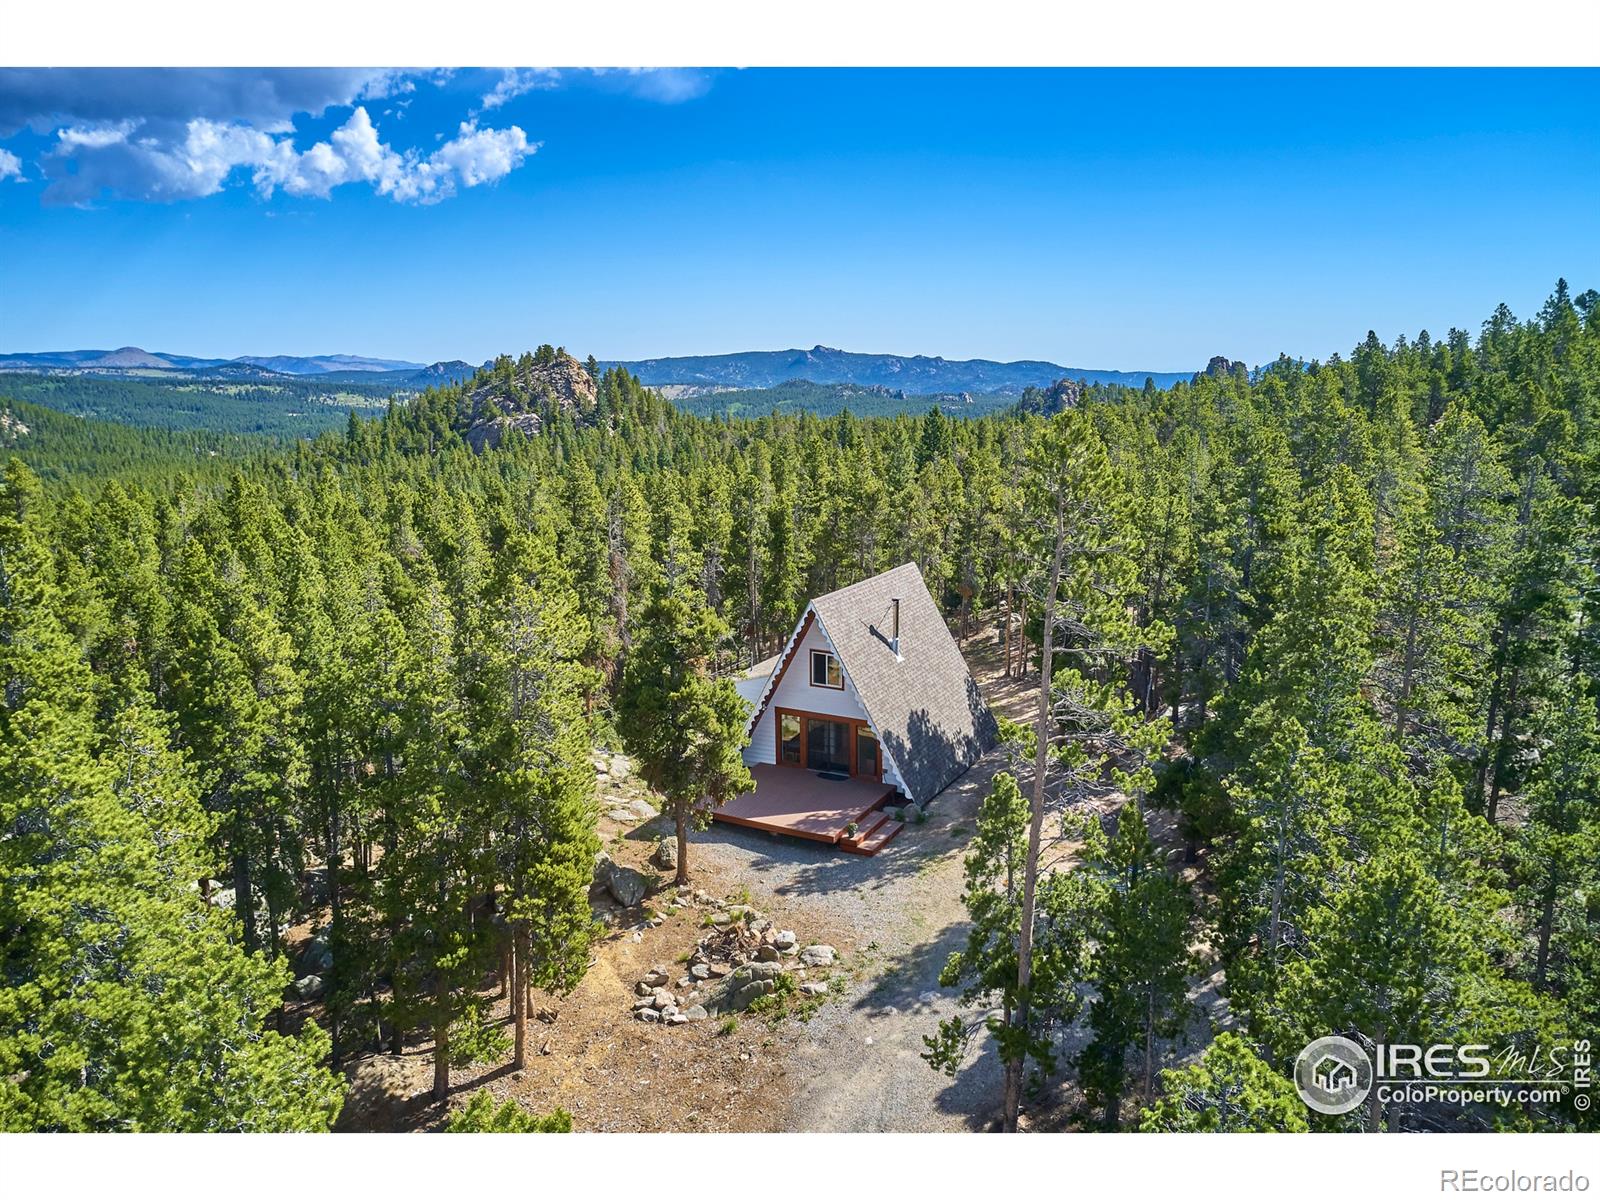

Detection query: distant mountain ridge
xmin=0 ymin=347 xmax=426 ymax=376
xmin=1 ymin=343 xmax=1200 ymax=398
xmin=603 ymin=345 xmax=1191 ymax=395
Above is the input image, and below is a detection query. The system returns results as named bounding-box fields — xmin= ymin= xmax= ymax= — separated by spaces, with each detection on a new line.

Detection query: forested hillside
xmin=0 ymin=372 xmax=396 ymax=436
xmin=1 ymin=284 xmax=1596 ymax=1132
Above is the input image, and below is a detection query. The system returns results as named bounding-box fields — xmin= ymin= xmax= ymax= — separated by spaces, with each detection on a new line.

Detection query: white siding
xmin=769 ymin=618 xmax=869 ymax=721
xmin=882 ymin=753 xmax=906 ymax=796
xmin=742 ymin=611 xmax=908 ymax=799
xmin=745 ymin=615 xmax=866 ymax=766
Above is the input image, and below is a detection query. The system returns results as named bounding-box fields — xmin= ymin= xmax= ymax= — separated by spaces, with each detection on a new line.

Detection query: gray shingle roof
xmin=808 ymin=562 xmax=997 ymax=804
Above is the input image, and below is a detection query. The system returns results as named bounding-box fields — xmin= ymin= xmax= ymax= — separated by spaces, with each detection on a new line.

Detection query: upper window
xmin=809 ymin=648 xmax=843 ymax=689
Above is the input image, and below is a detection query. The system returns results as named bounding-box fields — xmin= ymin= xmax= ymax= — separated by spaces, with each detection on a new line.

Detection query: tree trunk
xmin=676 ymin=801 xmax=691 ymax=886
xmin=1143 ymin=990 xmax=1157 ymax=1103
xmin=1486 ymin=662 xmax=1522 ymax=826
xmin=232 ymin=849 xmax=256 ymax=953
xmin=1535 ymin=875 xmax=1557 ymax=988
xmin=1003 ymin=513 xmax=1066 ymax=1133
xmin=1103 ymin=1049 xmax=1124 ymax=1130
xmin=1474 ymin=623 xmax=1511 ymax=811
xmin=1394 ymin=606 xmax=1421 ymax=745
xmin=432 ymin=977 xmax=451 ymax=1103
xmin=327 ymin=794 xmax=343 ymax=1068
xmin=1000 ymin=588 xmax=1010 ymax=677
xmin=1169 ymin=621 xmax=1183 ymax=727
xmin=511 ymin=923 xmax=527 ymax=1070
xmin=1366 ymin=1022 xmax=1387 ymax=1131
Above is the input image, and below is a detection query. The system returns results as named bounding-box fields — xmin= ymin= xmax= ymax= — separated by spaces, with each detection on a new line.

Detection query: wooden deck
xmin=713 ymin=763 xmax=899 ymax=848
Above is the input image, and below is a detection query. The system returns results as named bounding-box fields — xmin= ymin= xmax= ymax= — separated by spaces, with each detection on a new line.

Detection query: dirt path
xmin=770 ymin=758 xmax=1004 ymax=1131
xmin=699 ymin=618 xmax=1028 ymax=1131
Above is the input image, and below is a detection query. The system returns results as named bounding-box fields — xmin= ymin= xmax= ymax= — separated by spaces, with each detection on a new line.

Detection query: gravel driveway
xmin=692 ymin=753 xmax=1009 ymax=1132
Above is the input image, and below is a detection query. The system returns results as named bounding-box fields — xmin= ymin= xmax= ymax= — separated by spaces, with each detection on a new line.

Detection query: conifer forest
xmin=2 ymin=285 xmax=1597 ymax=1134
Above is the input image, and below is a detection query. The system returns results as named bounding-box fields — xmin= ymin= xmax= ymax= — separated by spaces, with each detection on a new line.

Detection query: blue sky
xmin=0 ymin=68 xmax=1595 ymax=370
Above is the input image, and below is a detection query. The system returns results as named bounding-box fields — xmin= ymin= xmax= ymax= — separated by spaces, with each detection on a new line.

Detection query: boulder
xmin=606 ymin=865 xmax=649 ymax=908
xmin=298 ymin=946 xmax=334 ymax=975
xmin=290 ymin=975 xmax=325 ymax=1001
xmin=800 ymin=944 xmax=837 ymax=967
xmin=729 ymin=979 xmax=775 ymax=1010
xmin=609 ymin=754 xmax=633 ymax=780
xmin=301 ymin=867 xmax=330 ymax=905
xmin=652 ymin=837 xmax=678 ymax=872
xmin=209 ymin=883 xmax=271 ymax=933
xmin=709 ymin=911 xmax=733 ymax=926
xmin=773 ymin=929 xmax=797 ymax=950
xmin=755 ymin=944 xmax=780 ymax=962
xmin=651 ymin=991 xmax=678 ymax=1010
xmin=736 ymin=961 xmax=783 ymax=982
xmin=665 ymin=1013 xmax=689 ymax=1026
xmin=684 ymin=1005 xmax=709 ymax=1022
xmin=637 ymin=1007 xmax=661 ymax=1023
xmin=642 ymin=966 xmax=671 ymax=988
xmin=690 ymin=963 xmax=712 ymax=980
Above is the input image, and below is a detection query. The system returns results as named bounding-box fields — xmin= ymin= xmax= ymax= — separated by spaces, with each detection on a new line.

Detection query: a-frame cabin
xmin=717 ymin=562 xmax=998 ymax=854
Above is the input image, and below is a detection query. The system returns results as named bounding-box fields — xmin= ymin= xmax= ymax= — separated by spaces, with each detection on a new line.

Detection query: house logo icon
xmin=1294 ymin=1035 xmax=1373 ymax=1116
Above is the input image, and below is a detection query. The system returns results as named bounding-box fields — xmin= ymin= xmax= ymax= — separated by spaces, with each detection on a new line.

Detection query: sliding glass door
xmin=805 ymin=718 xmax=852 ymax=775
xmin=773 ymin=707 xmax=882 ymax=780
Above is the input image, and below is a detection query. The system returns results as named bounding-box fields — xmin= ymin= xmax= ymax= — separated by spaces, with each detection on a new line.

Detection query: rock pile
xmin=629 ymin=892 xmax=839 ymax=1025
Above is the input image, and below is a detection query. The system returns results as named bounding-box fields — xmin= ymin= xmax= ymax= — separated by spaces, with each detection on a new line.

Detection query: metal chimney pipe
xmin=890 ymin=597 xmax=901 ymax=656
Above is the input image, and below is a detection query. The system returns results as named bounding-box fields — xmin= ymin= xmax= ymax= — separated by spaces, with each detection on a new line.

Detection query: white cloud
xmin=57 ymin=120 xmax=139 ymax=149
xmin=430 ymin=121 xmax=536 ymax=188
xmin=481 ymin=68 xmax=558 ymax=111
xmin=40 ymin=106 xmax=535 ymax=207
xmin=595 ymin=68 xmax=713 ymax=104
xmin=0 ymin=148 xmax=22 ymax=180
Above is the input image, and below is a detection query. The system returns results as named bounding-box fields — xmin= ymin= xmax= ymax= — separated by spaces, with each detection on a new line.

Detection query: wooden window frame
xmin=774 ymin=705 xmax=883 ymax=781
xmin=809 ymin=648 xmax=844 ymax=690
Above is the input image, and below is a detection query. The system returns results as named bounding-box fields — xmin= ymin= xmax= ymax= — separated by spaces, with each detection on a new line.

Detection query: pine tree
xmin=922 ymin=771 xmax=1097 ymax=1095
xmin=1517 ymin=675 xmax=1599 ymax=994
xmin=445 ymin=1091 xmax=572 ymax=1132
xmin=0 ymin=464 xmax=341 ymax=1130
xmin=1137 ymin=1033 xmax=1307 ymax=1132
xmin=1002 ymin=409 xmax=1146 ymax=1132
xmin=616 ymin=578 xmax=753 ymax=885
xmin=480 ymin=529 xmax=600 ymax=1070
xmin=1076 ymin=803 xmax=1194 ymax=1127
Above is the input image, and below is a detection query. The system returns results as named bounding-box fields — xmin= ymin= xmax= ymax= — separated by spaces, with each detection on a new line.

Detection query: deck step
xmin=839 ymin=808 xmax=893 ymax=849
xmin=854 ymin=819 xmax=904 ymax=856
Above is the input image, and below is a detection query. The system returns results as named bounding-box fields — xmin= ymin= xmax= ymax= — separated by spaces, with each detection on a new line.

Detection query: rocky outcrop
xmin=1202 ymin=355 xmax=1247 ymax=381
xmin=1015 ymin=377 xmax=1082 ymax=416
xmin=463 ymin=348 xmax=598 ymax=451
